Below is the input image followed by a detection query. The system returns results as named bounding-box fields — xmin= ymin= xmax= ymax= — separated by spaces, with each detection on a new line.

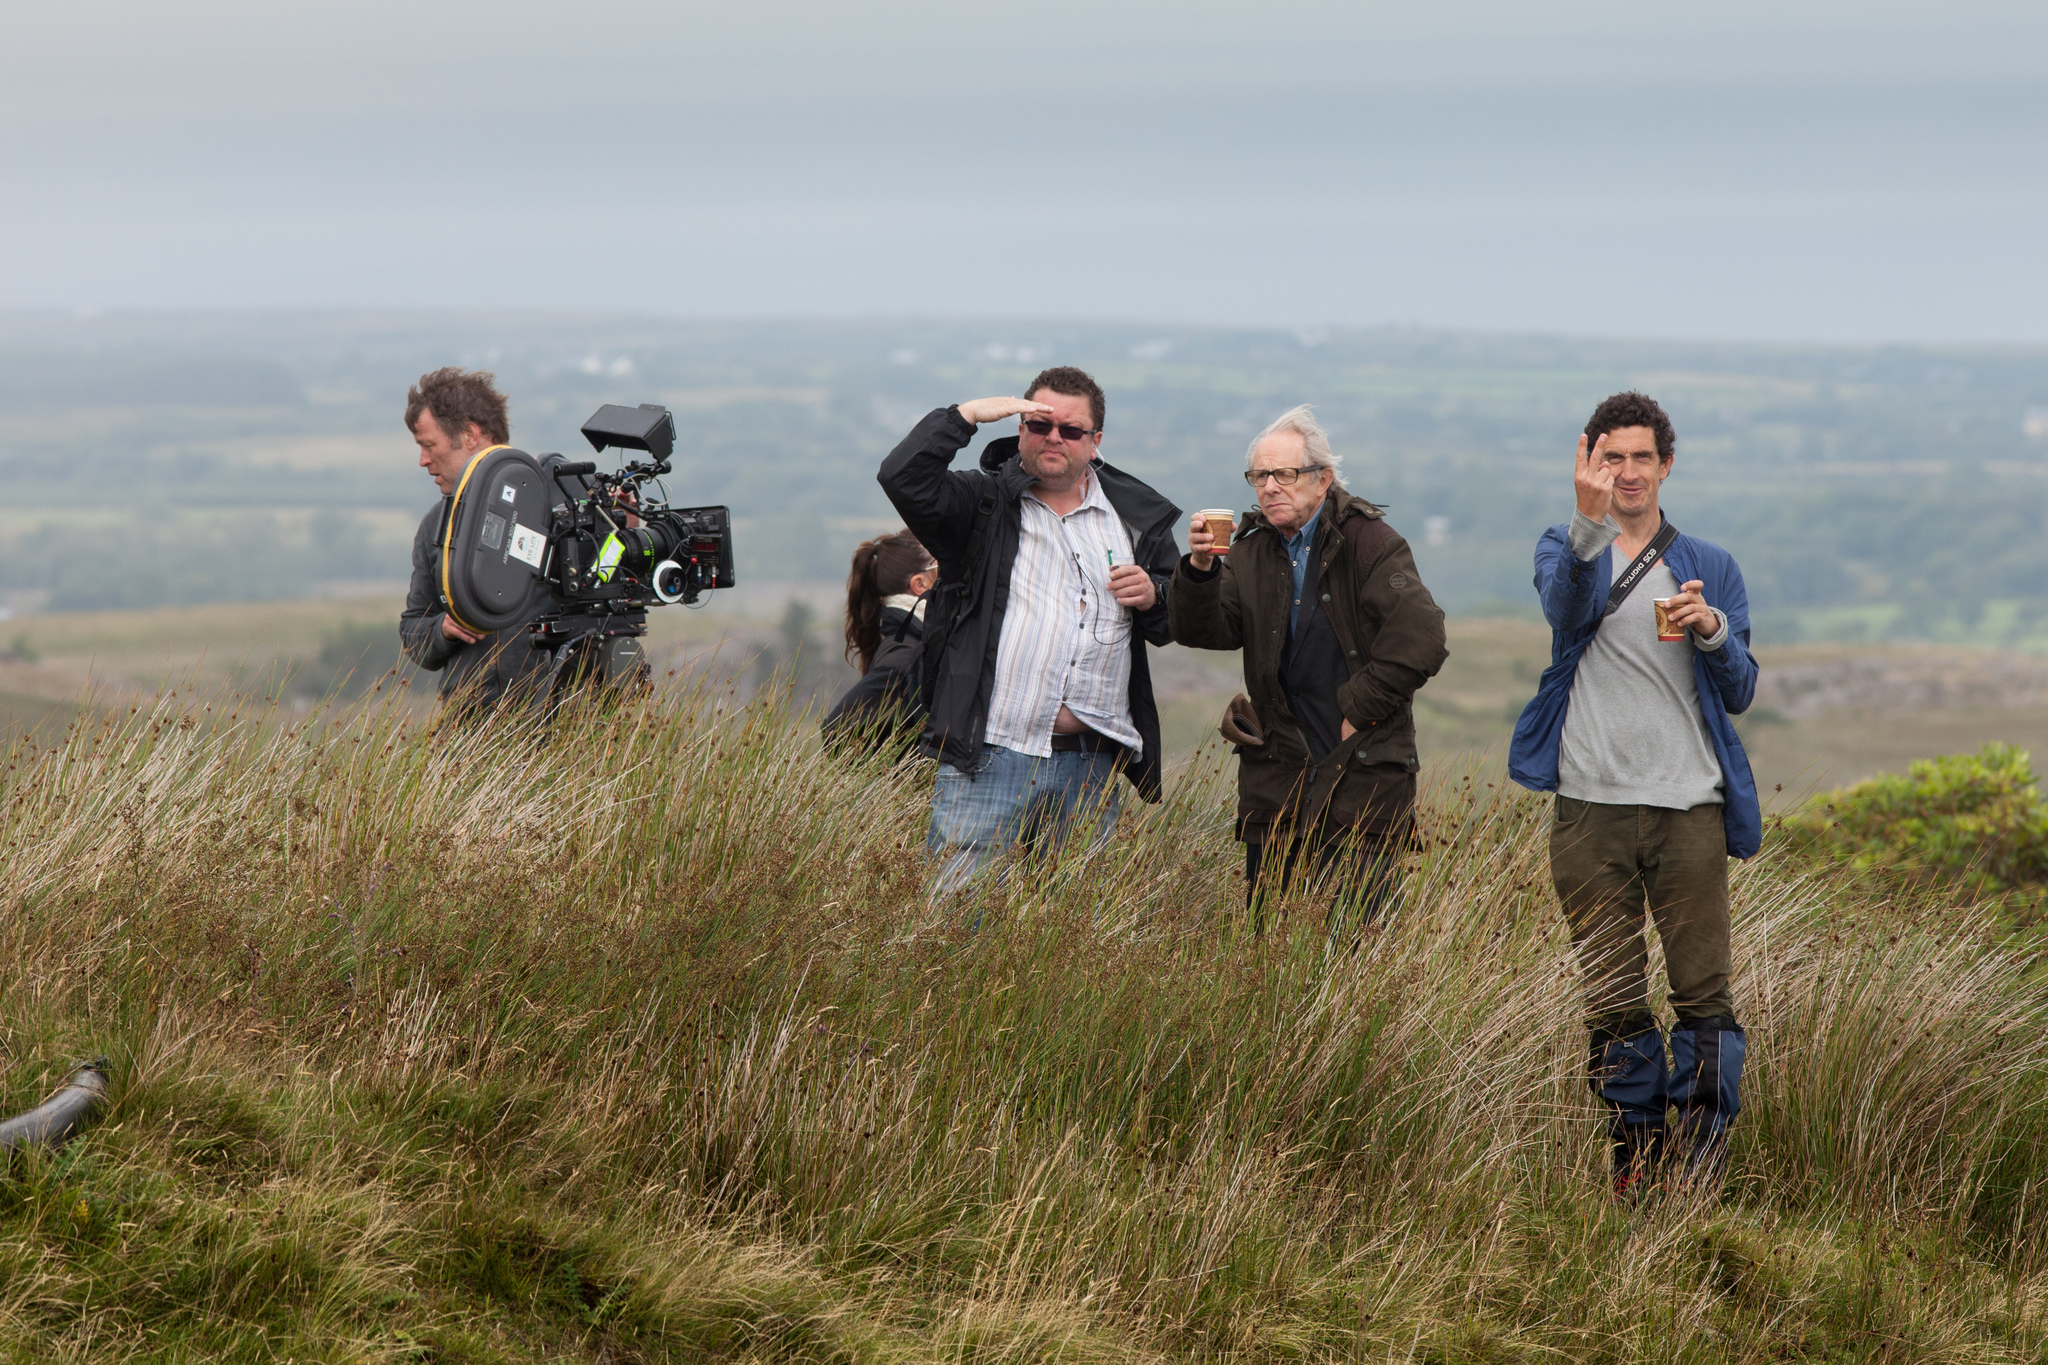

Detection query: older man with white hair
xmin=1169 ymin=406 xmax=1448 ymax=932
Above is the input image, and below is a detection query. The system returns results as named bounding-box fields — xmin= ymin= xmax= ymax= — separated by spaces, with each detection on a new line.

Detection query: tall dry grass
xmin=0 ymin=676 xmax=2044 ymax=1360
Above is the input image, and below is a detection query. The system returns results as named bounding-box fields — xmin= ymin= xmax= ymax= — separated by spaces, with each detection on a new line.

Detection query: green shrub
xmin=1782 ymin=742 xmax=2048 ymax=904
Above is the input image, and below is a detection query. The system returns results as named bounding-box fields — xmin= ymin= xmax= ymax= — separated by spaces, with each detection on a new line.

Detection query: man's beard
xmin=1026 ymin=450 xmax=1085 ymax=487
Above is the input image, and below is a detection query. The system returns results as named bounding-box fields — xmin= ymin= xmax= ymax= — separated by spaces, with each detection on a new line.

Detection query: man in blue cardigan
xmin=1509 ymin=391 xmax=1760 ymax=1197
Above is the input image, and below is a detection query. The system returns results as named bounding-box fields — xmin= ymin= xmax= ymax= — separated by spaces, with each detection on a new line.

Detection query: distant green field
xmin=2 ymin=313 xmax=2047 ymax=649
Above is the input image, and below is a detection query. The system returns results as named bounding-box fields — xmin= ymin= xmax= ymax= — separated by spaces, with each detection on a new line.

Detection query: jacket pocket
xmin=1296 ymin=727 xmax=1372 ymax=822
xmin=1332 ymin=759 xmax=1417 ymax=828
xmin=1352 ymin=704 xmax=1420 ymax=770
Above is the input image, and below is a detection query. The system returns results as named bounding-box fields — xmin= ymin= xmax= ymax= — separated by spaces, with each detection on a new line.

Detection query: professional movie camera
xmin=436 ymin=403 xmax=735 ymax=702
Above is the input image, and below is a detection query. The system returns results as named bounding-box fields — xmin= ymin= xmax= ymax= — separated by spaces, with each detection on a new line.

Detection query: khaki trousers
xmin=1548 ymin=797 xmax=1736 ymax=1025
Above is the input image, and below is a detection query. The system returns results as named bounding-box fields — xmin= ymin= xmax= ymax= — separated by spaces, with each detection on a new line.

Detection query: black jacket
xmin=878 ymin=406 xmax=1181 ymax=801
xmin=399 ymin=498 xmax=553 ymax=714
xmin=821 ymin=606 xmax=926 ymax=754
xmin=1170 ymin=488 xmax=1448 ymax=836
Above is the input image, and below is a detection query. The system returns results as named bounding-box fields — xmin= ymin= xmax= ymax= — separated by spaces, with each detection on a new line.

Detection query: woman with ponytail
xmin=822 ymin=528 xmax=937 ymax=754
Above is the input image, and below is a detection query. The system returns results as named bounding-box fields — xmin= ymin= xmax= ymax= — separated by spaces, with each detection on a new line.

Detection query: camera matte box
xmin=580 ymin=403 xmax=675 ymax=462
xmin=441 ymin=446 xmax=556 ymax=634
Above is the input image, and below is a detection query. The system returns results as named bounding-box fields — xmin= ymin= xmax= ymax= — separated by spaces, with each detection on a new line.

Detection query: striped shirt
xmin=983 ymin=469 xmax=1142 ymax=758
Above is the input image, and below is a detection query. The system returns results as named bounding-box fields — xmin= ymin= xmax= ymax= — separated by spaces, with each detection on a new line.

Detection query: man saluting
xmin=879 ymin=367 xmax=1181 ymax=895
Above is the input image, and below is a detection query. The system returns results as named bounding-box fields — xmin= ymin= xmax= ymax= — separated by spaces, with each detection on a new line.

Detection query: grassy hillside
xmin=1 ymin=683 xmax=2047 ymax=1360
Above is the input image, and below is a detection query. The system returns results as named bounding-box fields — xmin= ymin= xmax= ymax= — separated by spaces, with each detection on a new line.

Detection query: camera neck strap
xmin=1602 ymin=518 xmax=1679 ymax=619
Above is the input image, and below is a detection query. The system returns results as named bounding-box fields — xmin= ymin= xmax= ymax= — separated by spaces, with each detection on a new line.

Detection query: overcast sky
xmin=3 ymin=0 xmax=2045 ymax=341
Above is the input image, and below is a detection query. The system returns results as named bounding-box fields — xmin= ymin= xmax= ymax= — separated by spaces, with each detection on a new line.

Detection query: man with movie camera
xmin=879 ymin=366 xmax=1181 ymax=894
xmin=398 ymin=367 xmax=553 ymax=716
xmin=1168 ymin=405 xmax=1447 ymax=937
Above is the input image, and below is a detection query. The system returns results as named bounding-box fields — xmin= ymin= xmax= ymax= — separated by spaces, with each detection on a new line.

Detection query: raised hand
xmin=957 ymin=396 xmax=1055 ymax=426
xmin=1186 ymin=511 xmax=1217 ymax=571
xmin=1575 ymin=433 xmax=1617 ymax=522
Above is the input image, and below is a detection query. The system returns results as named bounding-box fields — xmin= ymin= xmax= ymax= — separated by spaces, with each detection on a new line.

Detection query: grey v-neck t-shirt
xmin=1557 ymin=511 xmax=1729 ymax=811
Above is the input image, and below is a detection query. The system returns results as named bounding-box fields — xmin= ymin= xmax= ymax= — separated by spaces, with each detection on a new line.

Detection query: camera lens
xmin=616 ymin=525 xmax=661 ymax=574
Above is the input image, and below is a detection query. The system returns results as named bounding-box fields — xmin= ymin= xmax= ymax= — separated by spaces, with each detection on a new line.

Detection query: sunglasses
xmin=1023 ymin=419 xmax=1098 ymax=441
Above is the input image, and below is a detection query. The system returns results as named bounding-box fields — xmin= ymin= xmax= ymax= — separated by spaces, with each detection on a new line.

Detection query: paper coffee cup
xmin=1198 ymin=509 xmax=1236 ymax=555
xmin=1652 ymin=598 xmax=1684 ymax=641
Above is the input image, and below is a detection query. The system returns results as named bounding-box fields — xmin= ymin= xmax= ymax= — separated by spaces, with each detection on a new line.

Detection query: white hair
xmin=1246 ymin=404 xmax=1343 ymax=488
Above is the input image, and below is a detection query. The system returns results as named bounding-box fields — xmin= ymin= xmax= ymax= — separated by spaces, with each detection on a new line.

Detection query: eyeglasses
xmin=1023 ymin=419 xmax=1098 ymax=442
xmin=1244 ymin=465 xmax=1325 ymax=487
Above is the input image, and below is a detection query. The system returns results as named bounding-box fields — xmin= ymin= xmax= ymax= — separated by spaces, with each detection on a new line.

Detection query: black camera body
xmin=437 ymin=403 xmax=735 ymax=699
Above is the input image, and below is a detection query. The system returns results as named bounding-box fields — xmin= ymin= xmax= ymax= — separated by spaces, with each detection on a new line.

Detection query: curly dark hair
xmin=404 ymin=367 xmax=510 ymax=446
xmin=1024 ymin=365 xmax=1106 ymax=432
xmin=1583 ymin=390 xmax=1674 ymax=463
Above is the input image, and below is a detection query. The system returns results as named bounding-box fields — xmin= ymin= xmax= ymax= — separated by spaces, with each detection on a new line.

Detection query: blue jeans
xmin=928 ymin=744 xmax=1124 ymax=895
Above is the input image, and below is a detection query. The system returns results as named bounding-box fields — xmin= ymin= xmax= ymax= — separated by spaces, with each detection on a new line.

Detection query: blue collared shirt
xmin=1281 ymin=509 xmax=1322 ymax=638
xmin=1284 ymin=509 xmax=1321 ymax=637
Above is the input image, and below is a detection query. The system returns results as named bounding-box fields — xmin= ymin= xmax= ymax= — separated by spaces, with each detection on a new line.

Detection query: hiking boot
xmin=1590 ymin=1016 xmax=1669 ymax=1200
xmin=1611 ymin=1119 xmax=1668 ymax=1202
xmin=1670 ymin=1014 xmax=1745 ymax=1195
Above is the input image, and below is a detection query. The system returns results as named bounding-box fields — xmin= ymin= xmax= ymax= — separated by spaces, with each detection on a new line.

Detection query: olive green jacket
xmin=1169 ymin=489 xmax=1448 ymax=836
